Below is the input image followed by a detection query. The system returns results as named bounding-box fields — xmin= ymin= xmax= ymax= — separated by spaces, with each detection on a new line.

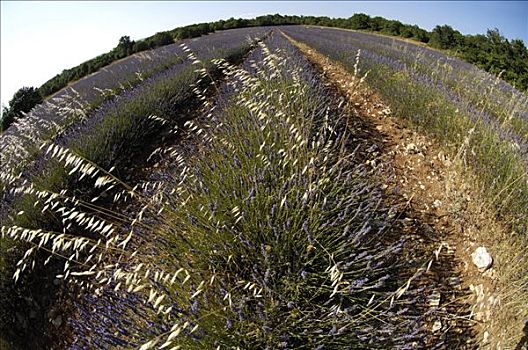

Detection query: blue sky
xmin=1 ymin=1 xmax=527 ymax=106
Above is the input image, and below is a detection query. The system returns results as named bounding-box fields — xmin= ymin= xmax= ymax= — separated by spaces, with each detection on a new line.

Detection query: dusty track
xmin=284 ymin=32 xmax=524 ymax=349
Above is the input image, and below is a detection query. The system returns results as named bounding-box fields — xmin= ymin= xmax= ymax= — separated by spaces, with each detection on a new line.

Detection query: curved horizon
xmin=1 ymin=1 xmax=527 ymax=107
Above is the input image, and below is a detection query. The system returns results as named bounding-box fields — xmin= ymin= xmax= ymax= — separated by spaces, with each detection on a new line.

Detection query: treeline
xmin=1 ymin=87 xmax=42 ymax=131
xmin=429 ymin=25 xmax=528 ymax=89
xmin=2 ymin=13 xmax=526 ymax=132
xmin=37 ymin=13 xmax=528 ymax=101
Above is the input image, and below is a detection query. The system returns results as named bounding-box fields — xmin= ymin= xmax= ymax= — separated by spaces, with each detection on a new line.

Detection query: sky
xmin=1 ymin=1 xmax=527 ymax=107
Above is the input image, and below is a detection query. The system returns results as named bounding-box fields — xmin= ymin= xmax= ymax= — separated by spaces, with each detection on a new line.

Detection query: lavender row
xmin=128 ymin=31 xmax=437 ymax=348
xmin=292 ymin=26 xmax=527 ymax=110
xmin=282 ymin=26 xmax=528 ymax=132
xmin=0 ymin=27 xmax=270 ymax=175
xmin=51 ymin=27 xmax=273 ymax=104
xmin=281 ymin=26 xmax=528 ymax=162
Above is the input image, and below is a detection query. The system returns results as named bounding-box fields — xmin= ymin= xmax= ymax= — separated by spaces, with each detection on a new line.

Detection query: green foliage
xmin=1 ymin=106 xmax=15 ymax=132
xmin=132 ymin=40 xmax=149 ymax=52
xmin=8 ymin=87 xmax=42 ymax=114
xmin=1 ymin=87 xmax=42 ymax=131
xmin=400 ymin=25 xmax=429 ymax=42
xmin=145 ymin=31 xmax=174 ymax=47
xmin=349 ymin=13 xmax=371 ymax=30
xmin=427 ymin=27 xmax=528 ymax=91
xmin=368 ymin=16 xmax=385 ymax=32
xmin=382 ymin=19 xmax=403 ymax=36
xmin=460 ymin=29 xmax=528 ymax=89
xmin=117 ymin=35 xmax=135 ymax=57
xmin=429 ymin=25 xmax=463 ymax=49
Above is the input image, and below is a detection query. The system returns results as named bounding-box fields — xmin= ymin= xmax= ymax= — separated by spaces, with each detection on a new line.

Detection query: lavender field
xmin=1 ymin=25 xmax=527 ymax=350
xmin=282 ymin=25 xmax=528 ymax=228
xmin=0 ymin=27 xmax=270 ymax=174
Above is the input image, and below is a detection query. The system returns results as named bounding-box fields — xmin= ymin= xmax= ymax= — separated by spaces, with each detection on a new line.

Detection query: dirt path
xmin=284 ymin=32 xmax=522 ymax=349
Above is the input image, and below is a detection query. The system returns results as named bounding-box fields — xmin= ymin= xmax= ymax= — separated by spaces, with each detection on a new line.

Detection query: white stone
xmin=405 ymin=143 xmax=419 ymax=154
xmin=483 ymin=331 xmax=489 ymax=344
xmin=471 ymin=247 xmax=493 ymax=272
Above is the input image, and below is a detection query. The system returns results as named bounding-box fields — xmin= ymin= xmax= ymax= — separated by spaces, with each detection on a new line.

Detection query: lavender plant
xmin=0 ymin=28 xmax=269 ymax=348
xmin=3 ymin=34 xmax=435 ymax=348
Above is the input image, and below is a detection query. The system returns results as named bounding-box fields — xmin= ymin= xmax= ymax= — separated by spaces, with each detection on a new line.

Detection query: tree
xmin=1 ymin=105 xmax=16 ymax=131
xmin=429 ymin=25 xmax=462 ymax=49
xmin=148 ymin=32 xmax=173 ymax=47
xmin=412 ymin=26 xmax=430 ymax=42
xmin=7 ymin=87 xmax=42 ymax=115
xmin=116 ymin=35 xmax=135 ymax=57
xmin=400 ymin=25 xmax=414 ymax=38
xmin=369 ymin=16 xmax=386 ymax=31
xmin=1 ymin=87 xmax=42 ymax=131
xmin=349 ymin=13 xmax=371 ymax=30
xmin=132 ymin=40 xmax=149 ymax=52
xmin=382 ymin=20 xmax=403 ymax=36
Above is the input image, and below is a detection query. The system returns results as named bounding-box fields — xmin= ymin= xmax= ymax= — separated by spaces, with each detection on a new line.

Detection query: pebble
xmin=405 ymin=143 xmax=419 ymax=154
xmin=471 ymin=246 xmax=493 ymax=272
